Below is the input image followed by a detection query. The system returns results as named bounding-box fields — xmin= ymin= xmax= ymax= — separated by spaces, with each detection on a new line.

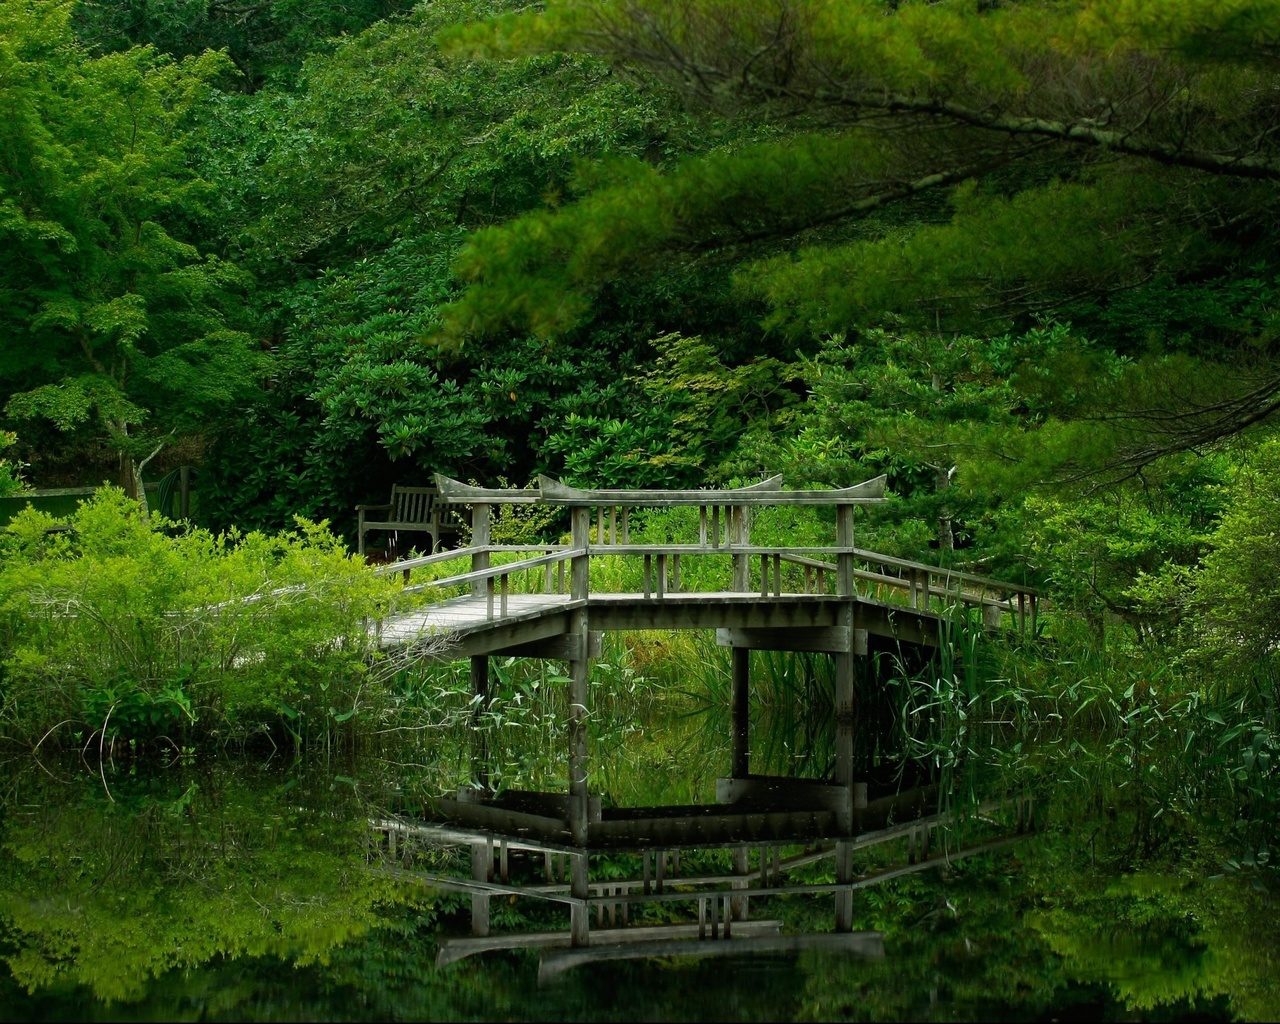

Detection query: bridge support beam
xmin=568 ymin=506 xmax=593 ymax=847
xmin=470 ymin=655 xmax=490 ymax=790
xmin=470 ymin=840 xmax=490 ymax=937
xmin=469 ymin=503 xmax=491 ymax=595
xmin=731 ymin=648 xmax=750 ymax=778
xmin=835 ymin=503 xmax=860 ymax=934
xmin=569 ymin=853 xmax=590 ymax=947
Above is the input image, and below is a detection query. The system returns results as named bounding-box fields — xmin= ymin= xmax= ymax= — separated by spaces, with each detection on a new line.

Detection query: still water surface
xmin=0 ymin=699 xmax=1273 ymax=1021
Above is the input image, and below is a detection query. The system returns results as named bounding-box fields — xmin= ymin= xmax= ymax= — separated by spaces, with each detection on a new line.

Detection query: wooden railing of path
xmin=370 ymin=473 xmax=1038 ymax=638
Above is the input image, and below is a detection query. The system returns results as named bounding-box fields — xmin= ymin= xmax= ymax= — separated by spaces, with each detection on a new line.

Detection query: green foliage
xmin=435 ymin=0 xmax=1280 ymax=343
xmin=0 ymin=489 xmax=405 ymax=745
xmin=191 ymin=2 xmax=743 ymax=526
xmin=213 ymin=1 xmax=676 ymax=271
xmin=543 ymin=332 xmax=800 ymax=486
xmin=1182 ymin=438 xmax=1280 ymax=666
xmin=73 ymin=0 xmax=421 ymax=90
xmin=199 ymin=235 xmax=674 ymax=531
xmin=1008 ymin=460 xmax=1226 ymax=633
xmin=0 ymin=1 xmax=262 ymax=496
xmin=0 ymin=433 xmax=24 ymax=498
xmin=0 ymin=766 xmax=433 ymax=1003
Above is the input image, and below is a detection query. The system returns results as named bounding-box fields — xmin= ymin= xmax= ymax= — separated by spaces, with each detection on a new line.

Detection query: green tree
xmin=73 ymin=0 xmax=420 ymax=90
xmin=193 ymin=2 xmax=769 ymax=527
xmin=433 ymin=0 xmax=1280 ymax=473
xmin=0 ymin=433 xmax=24 ymax=497
xmin=0 ymin=0 xmax=261 ymax=508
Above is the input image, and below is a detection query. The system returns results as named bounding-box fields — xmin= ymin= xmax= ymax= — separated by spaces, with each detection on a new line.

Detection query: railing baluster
xmin=712 ymin=506 xmax=720 ymax=549
xmin=557 ymin=558 xmax=565 ymax=594
xmin=643 ymin=553 xmax=652 ymax=598
xmin=805 ymin=565 xmax=813 ymax=594
xmin=500 ymin=573 xmax=509 ymax=617
xmin=545 ymin=551 xmax=553 ymax=593
xmin=672 ymin=553 xmax=681 ymax=592
xmin=699 ymin=505 xmax=708 ymax=546
xmin=657 ymin=553 xmax=667 ymax=598
xmin=760 ymin=554 xmax=768 ymax=597
xmin=621 ymin=506 xmax=630 ymax=544
xmin=609 ymin=506 xmax=618 ymax=545
xmin=486 ymin=576 xmax=495 ymax=619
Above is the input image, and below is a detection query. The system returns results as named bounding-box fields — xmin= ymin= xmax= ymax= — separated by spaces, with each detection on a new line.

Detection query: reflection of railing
xmin=369 ymin=474 xmax=1038 ymax=632
xmin=372 ymin=789 xmax=1039 ymax=973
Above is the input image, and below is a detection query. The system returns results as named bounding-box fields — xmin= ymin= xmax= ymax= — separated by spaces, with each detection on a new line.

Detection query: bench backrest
xmin=391 ymin=486 xmax=439 ymax=524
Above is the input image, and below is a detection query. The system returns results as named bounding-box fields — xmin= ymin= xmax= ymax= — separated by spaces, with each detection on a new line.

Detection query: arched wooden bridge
xmin=371 ymin=473 xmax=1036 ymax=659
xmin=367 ymin=474 xmax=1038 ymax=946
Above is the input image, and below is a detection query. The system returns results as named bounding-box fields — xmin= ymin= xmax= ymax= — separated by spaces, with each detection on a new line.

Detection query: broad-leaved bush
xmin=0 ymin=489 xmax=406 ymax=746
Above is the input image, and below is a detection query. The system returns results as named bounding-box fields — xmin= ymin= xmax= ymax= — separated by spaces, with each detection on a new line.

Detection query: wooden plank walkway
xmin=376 ymin=593 xmax=579 ymax=651
xmin=376 ymin=590 xmax=948 ymax=657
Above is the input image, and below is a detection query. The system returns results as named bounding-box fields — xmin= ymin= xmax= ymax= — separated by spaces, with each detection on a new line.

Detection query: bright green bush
xmin=0 ymin=489 xmax=405 ymax=747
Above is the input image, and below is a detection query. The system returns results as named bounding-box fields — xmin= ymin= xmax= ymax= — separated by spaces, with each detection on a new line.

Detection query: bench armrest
xmin=355 ymin=503 xmax=394 ymax=512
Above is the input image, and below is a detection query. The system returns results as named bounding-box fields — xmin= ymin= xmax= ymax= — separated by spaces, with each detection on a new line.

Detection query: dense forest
xmin=1 ymin=1 xmax=1280 ymax=1015
xmin=5 ymin=0 xmax=1280 ymax=612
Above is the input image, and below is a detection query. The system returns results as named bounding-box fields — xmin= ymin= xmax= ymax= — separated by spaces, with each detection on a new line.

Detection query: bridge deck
xmin=377 ymin=589 xmax=946 ymax=658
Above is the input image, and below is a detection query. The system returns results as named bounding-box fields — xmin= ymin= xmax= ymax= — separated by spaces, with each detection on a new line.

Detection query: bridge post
xmin=570 ymin=853 xmax=590 ymax=947
xmin=731 ymin=506 xmax=751 ymax=591
xmin=565 ymin=505 xmax=593 ymax=944
xmin=834 ymin=502 xmax=859 ymax=931
xmin=470 ymin=503 xmax=491 ymax=597
xmin=469 ymin=655 xmax=490 ymax=790
xmin=568 ymin=506 xmax=592 ymax=843
xmin=731 ymin=648 xmax=750 ymax=778
xmin=470 ymin=840 xmax=490 ymax=937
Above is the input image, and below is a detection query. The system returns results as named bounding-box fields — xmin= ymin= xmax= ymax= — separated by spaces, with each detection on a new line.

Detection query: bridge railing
xmin=371 ymin=475 xmax=1037 ymax=631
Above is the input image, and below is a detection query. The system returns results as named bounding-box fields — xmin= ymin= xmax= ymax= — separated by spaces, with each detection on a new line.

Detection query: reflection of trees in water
xmin=0 ymin=762 xmax=429 ymax=1003
xmin=3 ymin=616 xmax=1280 ymax=1022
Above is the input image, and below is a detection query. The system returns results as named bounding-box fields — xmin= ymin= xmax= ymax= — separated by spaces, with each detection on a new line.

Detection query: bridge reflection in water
xmin=369 ymin=475 xmax=1039 ymax=977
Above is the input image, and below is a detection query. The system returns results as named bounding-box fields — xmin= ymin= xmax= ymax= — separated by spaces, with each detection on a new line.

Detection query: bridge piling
xmin=469 ymin=656 xmax=490 ymax=790
xmin=731 ymin=649 xmax=750 ymax=778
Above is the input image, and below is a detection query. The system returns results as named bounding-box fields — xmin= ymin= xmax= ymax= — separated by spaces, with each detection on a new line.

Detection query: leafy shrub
xmin=0 ymin=489 xmax=406 ymax=747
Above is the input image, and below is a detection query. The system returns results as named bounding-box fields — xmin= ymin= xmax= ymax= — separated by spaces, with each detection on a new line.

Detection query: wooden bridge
xmin=369 ymin=474 xmax=1037 ymax=947
xmin=372 ymin=473 xmax=1037 ymax=658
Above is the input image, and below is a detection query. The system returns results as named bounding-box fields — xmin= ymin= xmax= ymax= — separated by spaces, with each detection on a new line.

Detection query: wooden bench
xmin=356 ymin=485 xmax=461 ymax=558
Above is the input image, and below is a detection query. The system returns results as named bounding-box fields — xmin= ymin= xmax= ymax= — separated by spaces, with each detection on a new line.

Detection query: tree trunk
xmin=130 ymin=457 xmax=150 ymax=516
xmin=935 ymin=463 xmax=955 ymax=553
xmin=120 ymin=441 xmax=165 ymax=517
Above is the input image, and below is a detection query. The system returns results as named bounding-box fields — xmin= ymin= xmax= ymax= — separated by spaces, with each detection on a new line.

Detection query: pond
xmin=0 ymin=647 xmax=1275 ymax=1022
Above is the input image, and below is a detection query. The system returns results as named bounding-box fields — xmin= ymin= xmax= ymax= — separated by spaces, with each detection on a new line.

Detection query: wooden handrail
xmin=402 ymin=549 xmax=586 ymax=592
xmin=537 ymin=474 xmax=887 ymax=506
xmin=847 ymin=546 xmax=1035 ymax=596
xmin=373 ymin=544 xmax=572 ymax=577
xmin=587 ymin=544 xmax=853 ymax=556
xmin=376 ymin=542 xmax=1033 ymax=602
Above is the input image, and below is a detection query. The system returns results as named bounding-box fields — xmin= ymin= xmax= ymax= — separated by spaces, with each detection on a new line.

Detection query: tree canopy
xmin=430 ymin=0 xmax=1280 ymax=479
xmin=0 ymin=0 xmax=261 ymax=507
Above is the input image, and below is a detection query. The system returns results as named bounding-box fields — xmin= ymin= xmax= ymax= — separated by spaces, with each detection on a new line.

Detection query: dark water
xmin=0 ymin=752 xmax=1272 ymax=1023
